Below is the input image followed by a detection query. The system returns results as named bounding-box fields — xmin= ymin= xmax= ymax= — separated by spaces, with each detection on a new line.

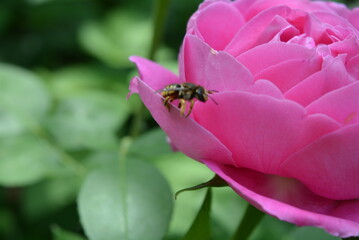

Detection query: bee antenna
xmin=208 ymin=95 xmax=218 ymax=105
xmin=208 ymin=90 xmax=219 ymax=93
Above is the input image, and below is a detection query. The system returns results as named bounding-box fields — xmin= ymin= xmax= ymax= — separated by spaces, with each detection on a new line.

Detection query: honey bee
xmin=158 ymin=82 xmax=218 ymax=117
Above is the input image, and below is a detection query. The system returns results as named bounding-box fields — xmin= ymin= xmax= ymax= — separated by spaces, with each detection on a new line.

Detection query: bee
xmin=157 ymin=82 xmax=218 ymax=117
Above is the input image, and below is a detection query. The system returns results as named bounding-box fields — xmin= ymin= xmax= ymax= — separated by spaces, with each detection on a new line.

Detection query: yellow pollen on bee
xmin=344 ymin=112 xmax=357 ymax=124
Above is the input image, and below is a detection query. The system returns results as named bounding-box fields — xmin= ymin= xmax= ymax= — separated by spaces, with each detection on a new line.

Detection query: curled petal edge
xmin=203 ymin=159 xmax=359 ymax=238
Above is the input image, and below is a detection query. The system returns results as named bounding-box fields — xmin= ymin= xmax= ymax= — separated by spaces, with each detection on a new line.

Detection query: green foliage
xmin=0 ymin=0 xmax=358 ymax=239
xmin=0 ymin=134 xmax=58 ymax=186
xmin=46 ymin=91 xmax=128 ymax=150
xmin=52 ymin=226 xmax=87 ymax=240
xmin=0 ymin=63 xmax=50 ymax=136
xmin=79 ymin=9 xmax=152 ymax=67
xmin=78 ymin=158 xmax=173 ymax=240
xmin=182 ymin=189 xmax=212 ymax=240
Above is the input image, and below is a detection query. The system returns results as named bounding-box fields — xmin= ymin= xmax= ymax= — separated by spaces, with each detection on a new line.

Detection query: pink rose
xmin=129 ymin=0 xmax=359 ymax=237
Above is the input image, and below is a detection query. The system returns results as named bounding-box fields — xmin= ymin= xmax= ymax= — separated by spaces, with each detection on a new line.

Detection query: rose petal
xmin=236 ymin=42 xmax=316 ymax=76
xmin=245 ymin=79 xmax=284 ymax=99
xmin=254 ymin=56 xmax=322 ymax=92
xmin=349 ymin=8 xmax=359 ymax=31
xmin=193 ymin=91 xmax=339 ymax=175
xmin=324 ymin=1 xmax=351 ymax=18
xmin=284 ymin=56 xmax=354 ymax=106
xmin=329 ymin=36 xmax=359 ymax=60
xmin=306 ymin=81 xmax=359 ymax=125
xmin=187 ymin=0 xmax=231 ymax=35
xmin=225 ymin=5 xmax=295 ymax=56
xmin=281 ymin=123 xmax=359 ymax=200
xmin=287 ymin=34 xmax=316 ymax=48
xmin=313 ymin=11 xmax=356 ymax=31
xmin=232 ymin=0 xmax=260 ymax=16
xmin=269 ymin=24 xmax=300 ymax=43
xmin=245 ymin=0 xmax=338 ymax=20
xmin=194 ymin=2 xmax=245 ymax=50
xmin=181 ymin=35 xmax=253 ymax=91
xmin=203 ymin=160 xmax=359 ymax=238
xmin=347 ymin=53 xmax=359 ymax=79
xmin=135 ymin=78 xmax=235 ymax=166
xmin=129 ymin=56 xmax=180 ymax=91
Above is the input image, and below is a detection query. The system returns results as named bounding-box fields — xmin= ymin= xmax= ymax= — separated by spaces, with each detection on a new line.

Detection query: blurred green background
xmin=0 ymin=0 xmax=357 ymax=240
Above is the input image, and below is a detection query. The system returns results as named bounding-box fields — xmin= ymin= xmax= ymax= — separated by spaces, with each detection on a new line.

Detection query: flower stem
xmin=130 ymin=0 xmax=170 ymax=138
xmin=148 ymin=0 xmax=170 ymax=61
xmin=230 ymin=203 xmax=265 ymax=240
xmin=30 ymin=116 xmax=86 ymax=177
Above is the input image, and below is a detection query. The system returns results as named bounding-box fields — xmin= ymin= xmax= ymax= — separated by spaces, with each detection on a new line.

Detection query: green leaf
xmin=182 ymin=188 xmax=212 ymax=240
xmin=0 ymin=208 xmax=16 ymax=237
xmin=78 ymin=158 xmax=173 ymax=240
xmin=249 ymin=215 xmax=294 ymax=240
xmin=230 ymin=203 xmax=265 ymax=240
xmin=22 ymin=173 xmax=81 ymax=220
xmin=0 ymin=134 xmax=58 ymax=186
xmin=46 ymin=91 xmax=129 ymax=150
xmin=52 ymin=225 xmax=86 ymax=240
xmin=0 ymin=63 xmax=50 ymax=137
xmin=129 ymin=128 xmax=172 ymax=159
xmin=151 ymin=153 xmax=245 ymax=239
xmin=83 ymin=151 xmax=118 ymax=170
xmin=286 ymin=226 xmax=338 ymax=240
xmin=46 ymin=65 xmax=129 ymax=100
xmin=78 ymin=9 xmax=151 ymax=67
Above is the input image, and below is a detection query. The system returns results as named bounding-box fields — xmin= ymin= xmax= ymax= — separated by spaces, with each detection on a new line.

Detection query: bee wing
xmin=156 ymin=87 xmax=188 ymax=92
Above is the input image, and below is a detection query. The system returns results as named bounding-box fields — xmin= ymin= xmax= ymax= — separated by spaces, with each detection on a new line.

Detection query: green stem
xmin=118 ymin=137 xmax=132 ymax=240
xmin=148 ymin=0 xmax=170 ymax=61
xmin=34 ymin=125 xmax=86 ymax=177
xmin=130 ymin=0 xmax=170 ymax=138
xmin=129 ymin=102 xmax=145 ymax=138
xmin=230 ymin=203 xmax=265 ymax=240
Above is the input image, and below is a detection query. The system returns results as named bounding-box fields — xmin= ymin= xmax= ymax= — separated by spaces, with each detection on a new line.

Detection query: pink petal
xmin=128 ymin=77 xmax=139 ymax=97
xmin=203 ymin=160 xmax=359 ymax=238
xmin=193 ymin=92 xmax=339 ymax=175
xmin=324 ymin=1 xmax=351 ymax=18
xmin=254 ymin=56 xmax=322 ymax=92
xmin=187 ymin=0 xmax=231 ymax=34
xmin=232 ymin=0 xmax=260 ymax=16
xmin=181 ymin=35 xmax=253 ymax=91
xmin=225 ymin=5 xmax=295 ymax=56
xmin=313 ymin=11 xmax=355 ymax=31
xmin=306 ymin=81 xmax=359 ymax=125
xmin=129 ymin=56 xmax=180 ymax=91
xmin=284 ymin=56 xmax=354 ymax=106
xmin=269 ymin=24 xmax=300 ymax=43
xmin=329 ymin=36 xmax=359 ymax=60
xmin=281 ymin=123 xmax=359 ymax=200
xmin=244 ymin=0 xmax=335 ymax=20
xmin=245 ymin=79 xmax=284 ymax=99
xmin=135 ymin=78 xmax=235 ymax=166
xmin=347 ymin=53 xmax=359 ymax=79
xmin=287 ymin=34 xmax=316 ymax=48
xmin=236 ymin=42 xmax=316 ymax=75
xmin=349 ymin=8 xmax=359 ymax=31
xmin=194 ymin=2 xmax=245 ymax=50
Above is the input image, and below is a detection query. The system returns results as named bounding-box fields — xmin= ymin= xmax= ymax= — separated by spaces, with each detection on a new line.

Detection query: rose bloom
xmin=129 ymin=0 xmax=359 ymax=237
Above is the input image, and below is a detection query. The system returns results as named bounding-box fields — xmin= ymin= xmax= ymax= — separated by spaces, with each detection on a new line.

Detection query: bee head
xmin=195 ymin=87 xmax=208 ymax=102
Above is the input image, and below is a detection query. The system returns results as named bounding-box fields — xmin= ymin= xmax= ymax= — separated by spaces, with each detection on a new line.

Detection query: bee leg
xmin=179 ymin=99 xmax=186 ymax=117
xmin=185 ymin=99 xmax=195 ymax=118
xmin=163 ymin=96 xmax=171 ymax=112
